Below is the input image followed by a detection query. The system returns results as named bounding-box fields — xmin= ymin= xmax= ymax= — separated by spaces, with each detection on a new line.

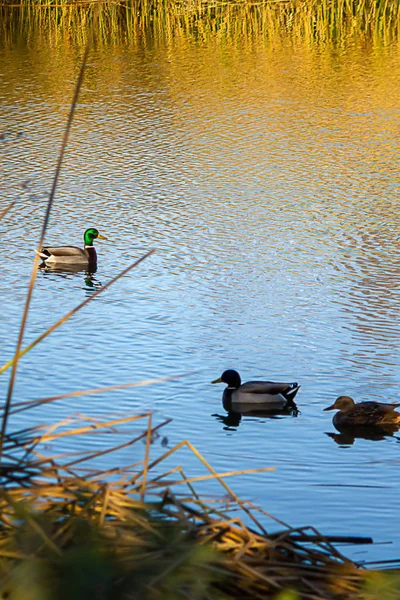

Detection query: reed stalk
xmin=0 ymin=410 xmax=376 ymax=599
xmin=0 ymin=201 xmax=16 ymax=222
xmin=1 ymin=0 xmax=400 ymax=49
xmin=0 ymin=250 xmax=155 ymax=377
xmin=0 ymin=46 xmax=90 ymax=457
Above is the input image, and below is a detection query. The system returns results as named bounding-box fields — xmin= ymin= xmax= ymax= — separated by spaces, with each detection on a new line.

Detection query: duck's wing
xmin=347 ymin=402 xmax=400 ymax=426
xmin=358 ymin=401 xmax=400 ymax=414
xmin=240 ymin=381 xmax=300 ymax=399
xmin=40 ymin=245 xmax=86 ymax=258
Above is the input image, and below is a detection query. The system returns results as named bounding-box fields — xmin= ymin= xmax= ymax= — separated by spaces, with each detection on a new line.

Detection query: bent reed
xmin=0 ymin=412 xmax=372 ymax=599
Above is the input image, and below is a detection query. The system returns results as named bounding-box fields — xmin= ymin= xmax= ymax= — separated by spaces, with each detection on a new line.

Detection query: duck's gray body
xmin=222 ymin=380 xmax=300 ymax=413
xmin=38 ymin=245 xmax=97 ymax=267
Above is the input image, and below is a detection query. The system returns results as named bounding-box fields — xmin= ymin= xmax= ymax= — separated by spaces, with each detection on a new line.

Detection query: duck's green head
xmin=324 ymin=396 xmax=355 ymax=413
xmin=84 ymin=228 xmax=108 ymax=246
xmin=212 ymin=369 xmax=241 ymax=388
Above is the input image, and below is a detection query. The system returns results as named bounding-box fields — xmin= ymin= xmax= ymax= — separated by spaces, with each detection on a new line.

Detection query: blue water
xmin=1 ymin=38 xmax=400 ymax=563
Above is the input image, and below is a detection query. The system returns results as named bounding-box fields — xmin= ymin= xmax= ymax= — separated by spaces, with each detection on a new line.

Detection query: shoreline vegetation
xmin=1 ymin=0 xmax=400 ymax=49
xmin=1 ymin=4 xmax=400 ymax=599
xmin=0 ymin=410 xmax=394 ymax=600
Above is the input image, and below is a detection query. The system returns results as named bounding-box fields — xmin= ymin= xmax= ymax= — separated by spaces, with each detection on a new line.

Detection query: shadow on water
xmin=326 ymin=423 xmax=400 ymax=447
xmin=38 ymin=264 xmax=103 ymax=294
xmin=213 ymin=402 xmax=299 ymax=431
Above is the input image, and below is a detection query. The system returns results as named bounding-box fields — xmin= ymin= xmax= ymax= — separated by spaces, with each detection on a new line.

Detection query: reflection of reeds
xmin=0 ymin=413 xmax=368 ymax=599
xmin=1 ymin=1 xmax=400 ymax=48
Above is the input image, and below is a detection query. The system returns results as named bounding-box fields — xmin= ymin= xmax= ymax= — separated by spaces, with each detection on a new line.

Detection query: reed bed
xmin=1 ymin=0 xmax=400 ymax=50
xmin=0 ymin=411 xmax=370 ymax=600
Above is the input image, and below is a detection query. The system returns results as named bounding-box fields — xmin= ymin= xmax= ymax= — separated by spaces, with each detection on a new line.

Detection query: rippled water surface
xmin=1 ymin=22 xmax=400 ymax=563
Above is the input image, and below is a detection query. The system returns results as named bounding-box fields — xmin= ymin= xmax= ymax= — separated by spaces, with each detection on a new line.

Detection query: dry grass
xmin=0 ymin=412 xmax=369 ymax=600
xmin=1 ymin=0 xmax=400 ymax=50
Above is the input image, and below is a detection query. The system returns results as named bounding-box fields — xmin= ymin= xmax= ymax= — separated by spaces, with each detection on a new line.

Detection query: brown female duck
xmin=324 ymin=396 xmax=400 ymax=428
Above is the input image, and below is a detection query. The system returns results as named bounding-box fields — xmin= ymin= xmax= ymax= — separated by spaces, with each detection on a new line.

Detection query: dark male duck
xmin=212 ymin=369 xmax=300 ymax=413
xmin=324 ymin=396 xmax=400 ymax=428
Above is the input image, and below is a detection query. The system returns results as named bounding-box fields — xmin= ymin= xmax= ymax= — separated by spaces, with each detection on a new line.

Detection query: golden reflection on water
xmin=2 ymin=16 xmax=400 ymax=348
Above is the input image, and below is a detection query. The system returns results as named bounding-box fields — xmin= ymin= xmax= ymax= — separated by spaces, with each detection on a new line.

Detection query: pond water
xmin=1 ymin=14 xmax=400 ymax=564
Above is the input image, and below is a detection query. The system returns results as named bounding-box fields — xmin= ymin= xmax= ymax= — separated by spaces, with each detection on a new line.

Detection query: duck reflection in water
xmin=213 ymin=404 xmax=299 ymax=431
xmin=39 ymin=263 xmax=102 ymax=293
xmin=326 ymin=423 xmax=400 ymax=446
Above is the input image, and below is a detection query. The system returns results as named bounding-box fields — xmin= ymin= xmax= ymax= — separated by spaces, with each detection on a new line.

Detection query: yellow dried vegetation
xmin=1 ymin=0 xmax=400 ymax=50
xmin=0 ymin=410 xmax=368 ymax=600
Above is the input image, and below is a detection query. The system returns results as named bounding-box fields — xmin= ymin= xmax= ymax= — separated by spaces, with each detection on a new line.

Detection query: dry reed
xmin=1 ymin=0 xmax=400 ymax=49
xmin=0 ymin=412 xmax=370 ymax=600
xmin=0 ymin=45 xmax=90 ymax=455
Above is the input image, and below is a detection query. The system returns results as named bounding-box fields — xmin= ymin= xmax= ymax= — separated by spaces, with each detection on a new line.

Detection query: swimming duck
xmin=324 ymin=396 xmax=400 ymax=428
xmin=211 ymin=369 xmax=300 ymax=412
xmin=38 ymin=228 xmax=107 ymax=267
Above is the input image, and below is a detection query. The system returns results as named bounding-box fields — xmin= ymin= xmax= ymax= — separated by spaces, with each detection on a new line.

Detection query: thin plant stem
xmin=140 ymin=413 xmax=152 ymax=502
xmin=0 ymin=200 xmax=16 ymax=221
xmin=6 ymin=371 xmax=188 ymax=415
xmin=0 ymin=250 xmax=155 ymax=377
xmin=0 ymin=46 xmax=90 ymax=459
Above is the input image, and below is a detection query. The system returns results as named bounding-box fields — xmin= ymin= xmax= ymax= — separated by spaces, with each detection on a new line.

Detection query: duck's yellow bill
xmin=211 ymin=377 xmax=222 ymax=384
xmin=97 ymin=233 xmax=108 ymax=240
xmin=323 ymin=404 xmax=335 ymax=411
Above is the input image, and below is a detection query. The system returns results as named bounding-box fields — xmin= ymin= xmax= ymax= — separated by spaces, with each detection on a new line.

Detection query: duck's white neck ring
xmin=85 ymin=245 xmax=95 ymax=248
xmin=227 ymin=386 xmax=237 ymax=390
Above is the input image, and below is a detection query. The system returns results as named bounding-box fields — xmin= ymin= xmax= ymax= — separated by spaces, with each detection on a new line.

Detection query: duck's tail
xmin=283 ymin=383 xmax=300 ymax=401
xmin=35 ymin=250 xmax=50 ymax=266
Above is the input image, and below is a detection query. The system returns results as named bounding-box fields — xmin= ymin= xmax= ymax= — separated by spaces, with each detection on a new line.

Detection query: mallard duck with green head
xmin=324 ymin=396 xmax=400 ymax=428
xmin=212 ymin=369 xmax=300 ymax=412
xmin=38 ymin=228 xmax=107 ymax=268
